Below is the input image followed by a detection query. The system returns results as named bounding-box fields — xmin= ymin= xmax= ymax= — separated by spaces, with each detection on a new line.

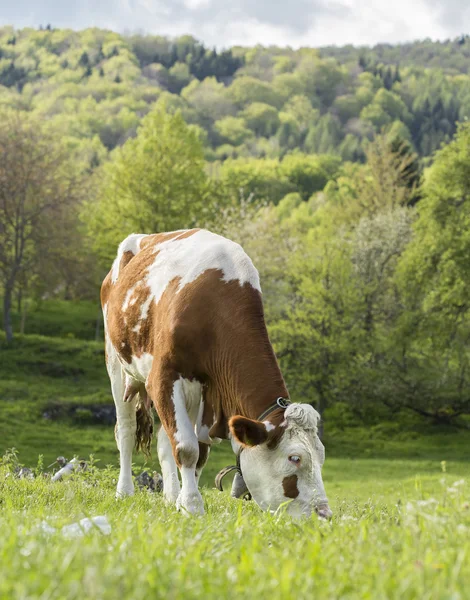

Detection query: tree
xmin=181 ymin=77 xmax=235 ymax=126
xmin=280 ymin=153 xmax=341 ymax=200
xmin=228 ymin=76 xmax=283 ymax=108
xmin=214 ymin=116 xmax=253 ymax=145
xmin=297 ymin=57 xmax=345 ymax=108
xmin=78 ymin=51 xmax=90 ymax=67
xmin=397 ymin=123 xmax=470 ymax=419
xmin=0 ymin=112 xmax=82 ymax=342
xmin=87 ymin=105 xmax=212 ymax=265
xmin=242 ymin=102 xmax=280 ymax=137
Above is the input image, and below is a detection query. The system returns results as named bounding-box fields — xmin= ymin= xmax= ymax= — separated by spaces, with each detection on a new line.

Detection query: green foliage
xmin=0 ymin=28 xmax=468 ymax=160
xmin=214 ymin=116 xmax=253 ymax=145
xmin=87 ymin=104 xmax=212 ymax=265
xmin=214 ymin=152 xmax=339 ymax=205
xmin=219 ymin=131 xmax=470 ymax=423
xmin=129 ymin=33 xmax=243 ymax=80
xmin=228 ymin=76 xmax=284 ymax=109
xmin=393 ymin=122 xmax=470 ymax=418
xmin=242 ymin=102 xmax=280 ymax=137
xmin=279 ymin=153 xmax=341 ymax=200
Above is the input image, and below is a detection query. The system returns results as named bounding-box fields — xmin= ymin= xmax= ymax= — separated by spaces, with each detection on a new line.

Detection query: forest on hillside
xmin=1 ymin=27 xmax=470 ymax=163
xmin=1 ymin=27 xmax=470 ymax=429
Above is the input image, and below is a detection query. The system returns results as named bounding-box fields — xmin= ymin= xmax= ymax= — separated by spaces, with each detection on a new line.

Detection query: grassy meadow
xmin=0 ymin=454 xmax=469 ymax=599
xmin=0 ymin=320 xmax=469 ymax=599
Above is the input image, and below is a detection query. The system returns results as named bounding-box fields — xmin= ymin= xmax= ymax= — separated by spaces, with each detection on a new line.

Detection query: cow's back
xmin=101 ymin=229 xmax=262 ymax=381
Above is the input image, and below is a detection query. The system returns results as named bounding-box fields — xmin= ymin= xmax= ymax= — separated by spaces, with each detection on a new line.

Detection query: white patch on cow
xmin=284 ymin=403 xmax=320 ymax=432
xmin=146 ymin=229 xmax=261 ymax=307
xmin=111 ymin=233 xmax=148 ymax=283
xmin=264 ymin=421 xmax=275 ymax=432
xmin=128 ymin=293 xmax=153 ymax=335
xmin=120 ymin=352 xmax=154 ymax=383
xmin=197 ymin=424 xmax=211 ymax=444
xmin=139 ymin=294 xmax=152 ymax=321
xmin=122 ymin=283 xmax=138 ymax=312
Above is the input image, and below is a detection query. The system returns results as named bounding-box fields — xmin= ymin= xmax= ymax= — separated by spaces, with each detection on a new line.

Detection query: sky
xmin=1 ymin=0 xmax=469 ymax=49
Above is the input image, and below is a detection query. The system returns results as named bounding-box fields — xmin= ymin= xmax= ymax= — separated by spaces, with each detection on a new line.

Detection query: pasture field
xmin=0 ymin=454 xmax=469 ymax=600
xmin=1 ymin=332 xmax=470 ymax=598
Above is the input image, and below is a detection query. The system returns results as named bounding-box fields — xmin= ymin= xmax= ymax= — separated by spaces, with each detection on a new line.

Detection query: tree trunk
xmin=20 ymin=301 xmax=27 ymax=335
xmin=3 ymin=286 xmax=14 ymax=343
xmin=317 ymin=391 xmax=327 ymax=440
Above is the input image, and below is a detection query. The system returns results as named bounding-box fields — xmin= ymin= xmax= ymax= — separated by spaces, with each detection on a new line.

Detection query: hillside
xmin=1 ymin=27 xmax=470 ymax=168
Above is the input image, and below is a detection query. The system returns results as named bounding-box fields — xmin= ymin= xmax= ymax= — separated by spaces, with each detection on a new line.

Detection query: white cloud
xmin=0 ymin=0 xmax=467 ymax=48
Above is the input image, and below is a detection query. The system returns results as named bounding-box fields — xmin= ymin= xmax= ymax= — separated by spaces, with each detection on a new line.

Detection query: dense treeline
xmin=1 ymin=27 xmax=470 ymax=427
xmin=2 ymin=27 xmax=470 ymax=163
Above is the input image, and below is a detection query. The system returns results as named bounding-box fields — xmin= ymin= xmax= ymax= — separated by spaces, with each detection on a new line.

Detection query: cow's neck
xmin=207 ymin=326 xmax=289 ymax=437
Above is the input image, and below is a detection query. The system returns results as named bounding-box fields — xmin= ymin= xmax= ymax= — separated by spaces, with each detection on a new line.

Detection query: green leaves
xmin=87 ymin=105 xmax=211 ymax=266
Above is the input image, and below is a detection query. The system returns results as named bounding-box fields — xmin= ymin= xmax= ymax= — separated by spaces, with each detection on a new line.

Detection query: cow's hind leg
xmin=147 ymin=367 xmax=204 ymax=515
xmin=106 ymin=346 xmax=137 ymax=498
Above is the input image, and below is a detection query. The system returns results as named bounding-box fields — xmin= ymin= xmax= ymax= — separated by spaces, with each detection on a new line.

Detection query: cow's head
xmin=229 ymin=404 xmax=331 ymax=519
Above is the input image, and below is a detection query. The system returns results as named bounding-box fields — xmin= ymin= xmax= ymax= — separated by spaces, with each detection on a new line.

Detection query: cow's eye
xmin=288 ymin=455 xmax=301 ymax=465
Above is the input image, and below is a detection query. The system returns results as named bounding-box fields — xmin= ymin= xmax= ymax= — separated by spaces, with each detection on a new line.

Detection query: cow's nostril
xmin=316 ymin=505 xmax=333 ymax=520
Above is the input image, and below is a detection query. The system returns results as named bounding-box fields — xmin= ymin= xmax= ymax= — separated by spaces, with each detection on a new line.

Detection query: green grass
xmin=0 ymin=457 xmax=469 ymax=599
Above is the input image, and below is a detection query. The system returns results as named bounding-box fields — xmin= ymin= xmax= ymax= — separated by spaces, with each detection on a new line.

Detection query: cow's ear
xmin=229 ymin=416 xmax=269 ymax=447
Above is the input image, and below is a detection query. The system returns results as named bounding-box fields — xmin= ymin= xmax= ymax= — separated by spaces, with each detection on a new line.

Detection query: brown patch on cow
xmin=102 ymin=229 xmax=290 ymax=465
xmin=282 ymin=475 xmax=299 ymax=499
xmin=120 ymin=250 xmax=135 ymax=272
xmin=196 ymin=443 xmax=210 ymax=473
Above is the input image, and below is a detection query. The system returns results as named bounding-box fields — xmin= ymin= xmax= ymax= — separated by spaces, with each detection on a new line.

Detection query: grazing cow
xmin=101 ymin=229 xmax=331 ymax=518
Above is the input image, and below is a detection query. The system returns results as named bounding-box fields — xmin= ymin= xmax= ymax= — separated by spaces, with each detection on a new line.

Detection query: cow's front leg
xmin=148 ymin=368 xmax=204 ymax=516
xmin=196 ymin=442 xmax=210 ymax=484
xmin=157 ymin=425 xmax=180 ymax=504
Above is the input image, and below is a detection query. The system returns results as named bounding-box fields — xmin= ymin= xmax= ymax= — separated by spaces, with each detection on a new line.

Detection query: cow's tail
xmin=135 ymin=393 xmax=154 ymax=458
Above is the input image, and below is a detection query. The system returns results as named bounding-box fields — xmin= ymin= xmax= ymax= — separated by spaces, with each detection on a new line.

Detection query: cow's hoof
xmin=163 ymin=489 xmax=180 ymax=505
xmin=176 ymin=492 xmax=205 ymax=516
xmin=116 ymin=486 xmax=134 ymax=499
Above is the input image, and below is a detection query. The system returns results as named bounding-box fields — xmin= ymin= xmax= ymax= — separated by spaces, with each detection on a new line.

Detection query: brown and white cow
xmin=101 ymin=229 xmax=331 ymax=518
